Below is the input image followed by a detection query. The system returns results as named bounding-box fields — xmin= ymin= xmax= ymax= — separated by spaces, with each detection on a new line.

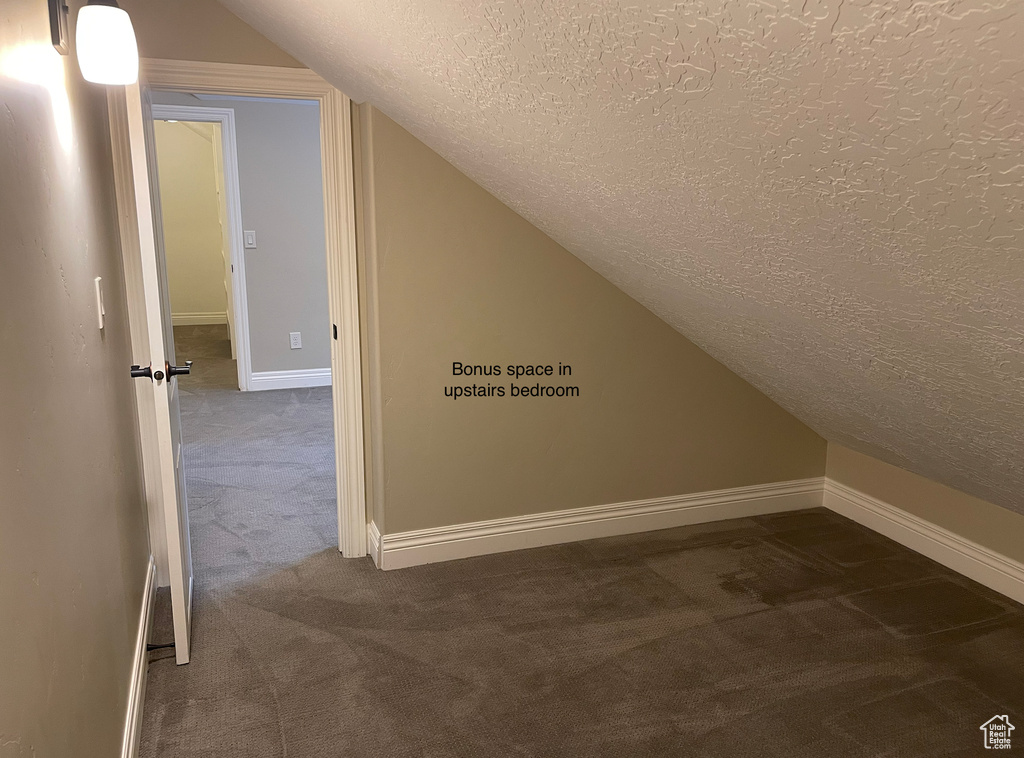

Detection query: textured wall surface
xmin=1 ymin=0 xmax=150 ymax=753
xmin=219 ymin=0 xmax=1024 ymax=512
xmin=119 ymin=0 xmax=302 ymax=67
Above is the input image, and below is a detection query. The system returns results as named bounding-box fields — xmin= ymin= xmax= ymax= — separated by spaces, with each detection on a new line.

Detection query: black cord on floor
xmin=147 ymin=642 xmax=175 ymax=651
xmin=147 ymin=649 xmax=177 ymax=664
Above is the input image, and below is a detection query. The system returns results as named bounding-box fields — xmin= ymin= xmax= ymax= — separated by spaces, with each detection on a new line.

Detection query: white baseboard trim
xmin=823 ymin=479 xmax=1024 ymax=605
xmin=171 ymin=311 xmax=227 ymax=326
xmin=367 ymin=476 xmax=1024 ymax=604
xmin=371 ymin=478 xmax=824 ymax=570
xmin=121 ymin=555 xmax=156 ymax=758
xmin=249 ymin=367 xmax=331 ymax=391
xmin=367 ymin=520 xmax=382 ymax=566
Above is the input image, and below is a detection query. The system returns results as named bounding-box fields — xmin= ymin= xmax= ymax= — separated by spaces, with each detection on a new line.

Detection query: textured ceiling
xmin=217 ymin=0 xmax=1024 ymax=512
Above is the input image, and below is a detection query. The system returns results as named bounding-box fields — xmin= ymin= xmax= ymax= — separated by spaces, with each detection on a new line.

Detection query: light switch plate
xmin=243 ymin=230 xmax=257 ymax=249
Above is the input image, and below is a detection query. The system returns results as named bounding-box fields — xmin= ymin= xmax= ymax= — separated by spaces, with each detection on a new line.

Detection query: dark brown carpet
xmin=141 ymin=329 xmax=1024 ymax=757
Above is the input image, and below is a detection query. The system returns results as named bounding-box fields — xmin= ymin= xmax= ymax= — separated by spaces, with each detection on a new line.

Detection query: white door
xmin=124 ymin=81 xmax=194 ymax=664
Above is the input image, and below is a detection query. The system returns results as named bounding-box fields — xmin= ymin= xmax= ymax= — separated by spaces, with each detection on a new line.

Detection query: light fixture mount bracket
xmin=48 ymin=0 xmax=70 ymax=55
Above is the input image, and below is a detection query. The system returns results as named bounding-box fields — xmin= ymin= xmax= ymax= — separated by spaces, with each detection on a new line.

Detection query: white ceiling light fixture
xmin=75 ymin=0 xmax=139 ymax=85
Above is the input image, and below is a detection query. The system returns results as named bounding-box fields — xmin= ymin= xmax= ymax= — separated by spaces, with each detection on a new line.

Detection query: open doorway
xmin=152 ymin=115 xmax=241 ymax=388
xmin=149 ymin=92 xmax=338 ymax=591
xmin=108 ymin=63 xmax=366 ymax=664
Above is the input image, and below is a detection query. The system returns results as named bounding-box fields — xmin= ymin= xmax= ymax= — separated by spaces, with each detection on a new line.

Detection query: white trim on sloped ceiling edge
xmin=368 ymin=478 xmax=825 ymax=570
xmin=249 ymin=368 xmax=331 ymax=391
xmin=823 ymin=478 xmax=1024 ymax=605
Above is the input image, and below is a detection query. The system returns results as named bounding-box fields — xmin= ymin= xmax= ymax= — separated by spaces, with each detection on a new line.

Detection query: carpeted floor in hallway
xmin=140 ymin=326 xmax=1024 ymax=757
xmin=165 ymin=324 xmax=338 ymax=591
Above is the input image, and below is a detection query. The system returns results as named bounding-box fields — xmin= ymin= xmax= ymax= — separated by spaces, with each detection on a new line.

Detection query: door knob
xmin=130 ymin=364 xmax=153 ymax=380
xmin=167 ymin=360 xmax=193 ymax=378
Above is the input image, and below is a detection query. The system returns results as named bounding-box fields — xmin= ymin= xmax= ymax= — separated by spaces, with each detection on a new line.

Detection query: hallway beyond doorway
xmin=171 ymin=324 xmax=336 ymax=591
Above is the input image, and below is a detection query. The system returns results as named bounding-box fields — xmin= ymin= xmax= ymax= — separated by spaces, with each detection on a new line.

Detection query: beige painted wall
xmin=356 ymin=106 xmax=828 ymax=534
xmin=0 ymin=1 xmax=150 ymax=754
xmin=154 ymin=120 xmax=229 ymax=320
xmin=119 ymin=0 xmax=302 ymax=67
xmin=827 ymin=444 xmax=1024 ymax=566
xmin=152 ymin=92 xmax=330 ymax=373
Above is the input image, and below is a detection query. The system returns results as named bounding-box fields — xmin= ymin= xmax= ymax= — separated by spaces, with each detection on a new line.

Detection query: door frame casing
xmin=121 ymin=60 xmax=368 ymax=564
xmin=150 ymin=104 xmax=251 ymax=392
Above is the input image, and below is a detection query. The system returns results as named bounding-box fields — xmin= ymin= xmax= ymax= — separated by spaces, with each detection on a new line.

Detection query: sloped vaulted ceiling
xmin=216 ymin=0 xmax=1024 ymax=512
